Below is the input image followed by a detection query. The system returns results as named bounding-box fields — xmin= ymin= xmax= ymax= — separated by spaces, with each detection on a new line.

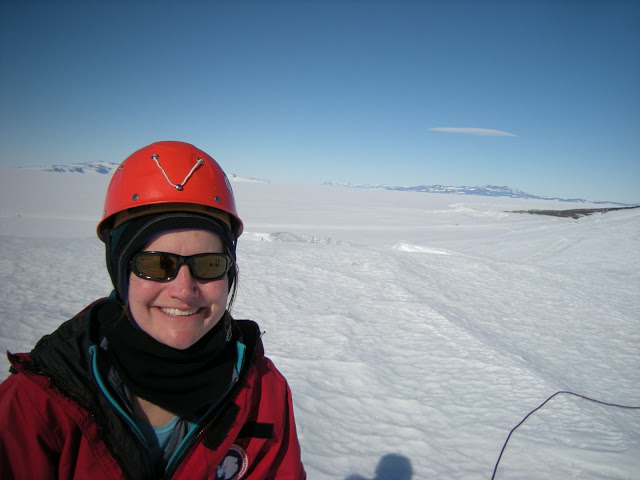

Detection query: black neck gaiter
xmin=105 ymin=312 xmax=236 ymax=417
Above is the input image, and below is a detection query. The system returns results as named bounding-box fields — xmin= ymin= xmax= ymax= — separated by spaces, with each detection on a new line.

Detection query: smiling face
xmin=127 ymin=229 xmax=229 ymax=350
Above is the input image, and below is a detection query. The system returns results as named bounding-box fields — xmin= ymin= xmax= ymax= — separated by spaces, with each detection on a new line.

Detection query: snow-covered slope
xmin=1 ymin=167 xmax=638 ymax=479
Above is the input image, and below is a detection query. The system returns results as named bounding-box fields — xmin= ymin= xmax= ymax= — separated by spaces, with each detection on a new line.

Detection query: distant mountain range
xmin=22 ymin=162 xmax=269 ymax=183
xmin=19 ymin=162 xmax=630 ymax=205
xmin=35 ymin=162 xmax=119 ymax=175
xmin=323 ymin=182 xmax=633 ymax=205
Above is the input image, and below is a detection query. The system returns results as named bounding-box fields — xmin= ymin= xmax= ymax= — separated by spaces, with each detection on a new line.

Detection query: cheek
xmin=197 ymin=276 xmax=230 ymax=311
xmin=203 ymin=279 xmax=230 ymax=304
xmin=128 ymin=274 xmax=158 ymax=304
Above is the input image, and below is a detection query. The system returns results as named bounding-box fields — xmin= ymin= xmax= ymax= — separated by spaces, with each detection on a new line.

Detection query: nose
xmin=168 ymin=264 xmax=199 ymax=298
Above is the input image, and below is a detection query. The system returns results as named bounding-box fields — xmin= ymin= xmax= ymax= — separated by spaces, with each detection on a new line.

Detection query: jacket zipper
xmin=163 ymin=341 xmax=248 ymax=478
xmin=89 ymin=345 xmax=155 ymax=477
xmin=162 ymin=421 xmax=211 ymax=478
xmin=162 ymin=388 xmax=246 ymax=480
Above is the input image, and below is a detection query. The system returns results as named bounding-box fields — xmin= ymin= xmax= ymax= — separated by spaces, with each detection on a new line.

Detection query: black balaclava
xmin=104 ymin=211 xmax=236 ymax=303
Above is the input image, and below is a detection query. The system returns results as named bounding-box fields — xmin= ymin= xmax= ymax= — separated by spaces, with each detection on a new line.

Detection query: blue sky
xmin=1 ymin=1 xmax=638 ymax=203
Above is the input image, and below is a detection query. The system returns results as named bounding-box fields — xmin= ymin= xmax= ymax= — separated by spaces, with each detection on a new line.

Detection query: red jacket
xmin=0 ymin=299 xmax=306 ymax=480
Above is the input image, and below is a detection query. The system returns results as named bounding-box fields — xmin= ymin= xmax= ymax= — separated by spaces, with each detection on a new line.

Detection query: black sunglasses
xmin=130 ymin=251 xmax=232 ymax=282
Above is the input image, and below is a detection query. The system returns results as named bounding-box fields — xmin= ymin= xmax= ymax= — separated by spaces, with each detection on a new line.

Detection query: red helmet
xmin=97 ymin=141 xmax=243 ymax=240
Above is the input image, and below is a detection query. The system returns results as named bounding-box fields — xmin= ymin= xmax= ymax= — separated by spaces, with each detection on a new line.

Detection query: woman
xmin=0 ymin=141 xmax=306 ymax=479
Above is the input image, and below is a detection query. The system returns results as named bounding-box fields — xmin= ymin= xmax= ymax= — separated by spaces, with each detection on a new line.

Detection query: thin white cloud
xmin=429 ymin=127 xmax=517 ymax=137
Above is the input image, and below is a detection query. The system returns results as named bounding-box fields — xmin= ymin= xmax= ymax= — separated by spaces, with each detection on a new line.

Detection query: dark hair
xmin=226 ymin=260 xmax=239 ymax=312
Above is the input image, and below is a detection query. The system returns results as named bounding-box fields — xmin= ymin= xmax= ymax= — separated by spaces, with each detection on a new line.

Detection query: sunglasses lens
xmin=192 ymin=254 xmax=229 ymax=280
xmin=131 ymin=252 xmax=231 ymax=281
xmin=133 ymin=252 xmax=178 ymax=280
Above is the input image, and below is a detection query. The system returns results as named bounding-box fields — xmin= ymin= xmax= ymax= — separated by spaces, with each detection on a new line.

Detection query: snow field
xmin=0 ymin=170 xmax=638 ymax=479
xmin=233 ymin=210 xmax=639 ymax=479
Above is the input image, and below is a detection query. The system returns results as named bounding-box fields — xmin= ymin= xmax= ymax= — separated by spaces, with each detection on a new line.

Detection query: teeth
xmin=161 ymin=307 xmax=199 ymax=317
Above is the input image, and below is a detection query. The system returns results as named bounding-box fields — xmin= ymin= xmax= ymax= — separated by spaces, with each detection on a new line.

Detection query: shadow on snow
xmin=345 ymin=453 xmax=413 ymax=480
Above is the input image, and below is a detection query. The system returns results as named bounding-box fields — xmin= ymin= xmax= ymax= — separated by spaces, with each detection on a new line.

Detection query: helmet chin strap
xmin=151 ymin=154 xmax=204 ymax=191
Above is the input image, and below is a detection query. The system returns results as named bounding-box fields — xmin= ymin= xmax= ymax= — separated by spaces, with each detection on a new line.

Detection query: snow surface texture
xmin=1 ymin=168 xmax=638 ymax=479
